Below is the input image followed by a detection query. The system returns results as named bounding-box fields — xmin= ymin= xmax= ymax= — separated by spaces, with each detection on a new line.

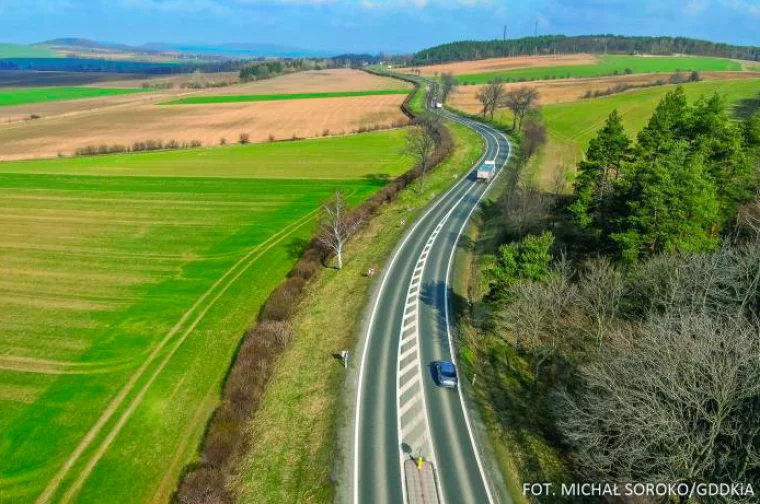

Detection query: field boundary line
xmin=36 ymin=208 xmax=318 ymax=504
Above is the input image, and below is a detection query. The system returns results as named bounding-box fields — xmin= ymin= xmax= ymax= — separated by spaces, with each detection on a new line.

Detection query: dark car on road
xmin=434 ymin=361 xmax=458 ymax=389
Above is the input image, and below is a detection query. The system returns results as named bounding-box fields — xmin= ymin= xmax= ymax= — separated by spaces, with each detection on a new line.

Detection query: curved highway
xmin=353 ymin=78 xmax=511 ymax=504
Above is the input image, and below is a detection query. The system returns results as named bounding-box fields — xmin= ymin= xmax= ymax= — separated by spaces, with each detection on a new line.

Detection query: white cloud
xmin=729 ymin=0 xmax=760 ymax=17
xmin=683 ymin=0 xmax=707 ymax=15
xmin=121 ymin=0 xmax=231 ymax=14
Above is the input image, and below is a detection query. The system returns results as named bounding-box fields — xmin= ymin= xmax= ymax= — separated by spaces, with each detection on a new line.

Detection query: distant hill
xmin=38 ymin=38 xmax=148 ymax=54
xmin=28 ymin=38 xmax=337 ymax=60
xmin=0 ymin=43 xmax=59 ymax=59
xmin=412 ymin=35 xmax=760 ymax=65
xmin=141 ymin=42 xmax=337 ymax=58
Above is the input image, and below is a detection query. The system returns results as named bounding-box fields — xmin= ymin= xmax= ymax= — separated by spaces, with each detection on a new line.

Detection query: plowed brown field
xmin=0 ymin=94 xmax=409 ymax=160
xmin=0 ymin=69 xmax=411 ymax=160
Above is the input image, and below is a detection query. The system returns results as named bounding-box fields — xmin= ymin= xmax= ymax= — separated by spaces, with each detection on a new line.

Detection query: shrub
xmin=257 ymin=320 xmax=292 ymax=348
xmin=261 ymin=277 xmax=306 ymax=321
xmin=220 ymin=137 xmax=226 ymax=145
xmin=175 ymin=466 xmax=232 ymax=504
xmin=289 ymin=257 xmax=320 ymax=281
xmin=239 ymin=133 xmax=250 ymax=144
xmin=203 ymin=403 xmax=244 ymax=467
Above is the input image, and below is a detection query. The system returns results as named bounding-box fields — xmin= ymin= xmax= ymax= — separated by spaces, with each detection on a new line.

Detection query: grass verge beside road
xmin=232 ymin=121 xmax=483 ymax=504
xmin=0 ymin=86 xmax=142 ymax=107
xmin=451 ymin=151 xmax=572 ymax=504
xmin=163 ymin=89 xmax=410 ymax=105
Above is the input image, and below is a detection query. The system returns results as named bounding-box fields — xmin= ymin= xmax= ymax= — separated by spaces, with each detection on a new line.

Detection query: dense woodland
xmin=238 ymin=60 xmax=291 ymax=82
xmin=412 ymin=35 xmax=760 ymax=65
xmin=0 ymin=57 xmax=244 ymax=74
xmin=476 ymin=88 xmax=760 ymax=501
xmin=0 ymin=54 xmax=366 ymax=78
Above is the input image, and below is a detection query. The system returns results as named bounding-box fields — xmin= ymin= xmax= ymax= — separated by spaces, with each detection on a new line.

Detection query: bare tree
xmin=552 ymin=313 xmax=760 ymax=491
xmin=538 ymin=256 xmax=577 ymax=376
xmin=475 ymin=79 xmax=507 ymax=119
xmin=440 ymin=72 xmax=457 ymax=103
xmin=520 ymin=119 xmax=547 ymax=159
xmin=579 ymin=257 xmax=625 ymax=349
xmin=316 ymin=191 xmax=363 ymax=270
xmin=402 ymin=117 xmax=439 ymax=192
xmin=497 ymin=278 xmax=551 ymax=353
xmin=503 ymin=86 xmax=540 ymax=132
xmin=504 ymin=185 xmax=553 ymax=238
xmin=550 ymin=162 xmax=571 ymax=195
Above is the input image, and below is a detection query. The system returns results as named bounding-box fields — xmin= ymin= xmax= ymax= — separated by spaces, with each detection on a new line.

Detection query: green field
xmin=457 ymin=55 xmax=742 ymax=84
xmin=526 ymin=78 xmax=760 ymax=188
xmin=163 ymin=89 xmax=410 ymax=105
xmin=0 ymin=130 xmax=409 ymax=503
xmin=0 ymin=130 xmax=410 ymax=179
xmin=0 ymin=87 xmax=142 ymax=107
xmin=0 ymin=43 xmax=60 ymax=59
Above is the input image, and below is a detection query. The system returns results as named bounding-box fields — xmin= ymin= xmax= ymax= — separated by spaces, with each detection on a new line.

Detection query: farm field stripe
xmin=163 ymin=89 xmax=410 ymax=105
xmin=0 ymin=87 xmax=143 ymax=107
xmin=454 ymin=54 xmax=743 ymax=84
xmin=0 ymin=358 xmax=134 ymax=376
xmin=36 ymin=208 xmax=317 ymax=504
xmin=57 ymin=207 xmax=318 ymax=504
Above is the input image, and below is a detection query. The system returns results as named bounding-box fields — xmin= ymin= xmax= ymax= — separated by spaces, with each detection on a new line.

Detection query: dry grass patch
xmin=209 ymin=69 xmax=411 ymax=95
xmin=399 ymin=54 xmax=599 ymax=76
xmin=0 ymin=88 xmax=174 ymax=123
xmin=85 ymin=71 xmax=241 ymax=89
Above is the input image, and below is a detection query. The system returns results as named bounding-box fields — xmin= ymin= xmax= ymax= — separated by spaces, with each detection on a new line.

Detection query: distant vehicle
xmin=434 ymin=361 xmax=458 ymax=388
xmin=435 ymin=102 xmax=443 ymax=109
xmin=476 ymin=160 xmax=496 ymax=182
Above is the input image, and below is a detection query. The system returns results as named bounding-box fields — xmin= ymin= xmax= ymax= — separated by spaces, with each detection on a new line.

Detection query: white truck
xmin=476 ymin=160 xmax=496 ymax=182
xmin=435 ymin=102 xmax=443 ymax=109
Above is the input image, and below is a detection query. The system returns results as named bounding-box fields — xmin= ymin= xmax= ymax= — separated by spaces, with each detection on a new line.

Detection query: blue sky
xmin=1 ymin=0 xmax=758 ymax=53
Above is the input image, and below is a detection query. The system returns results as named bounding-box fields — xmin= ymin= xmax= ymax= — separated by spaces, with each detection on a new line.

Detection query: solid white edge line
xmin=352 ymin=84 xmax=488 ymax=504
xmin=442 ymin=116 xmax=512 ymax=504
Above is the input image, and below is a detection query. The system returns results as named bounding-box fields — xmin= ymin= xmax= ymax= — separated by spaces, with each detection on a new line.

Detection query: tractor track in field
xmin=36 ymin=207 xmax=319 ymax=504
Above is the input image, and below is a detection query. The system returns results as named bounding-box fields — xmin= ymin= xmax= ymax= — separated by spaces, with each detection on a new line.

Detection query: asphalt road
xmin=353 ymin=80 xmax=511 ymax=504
